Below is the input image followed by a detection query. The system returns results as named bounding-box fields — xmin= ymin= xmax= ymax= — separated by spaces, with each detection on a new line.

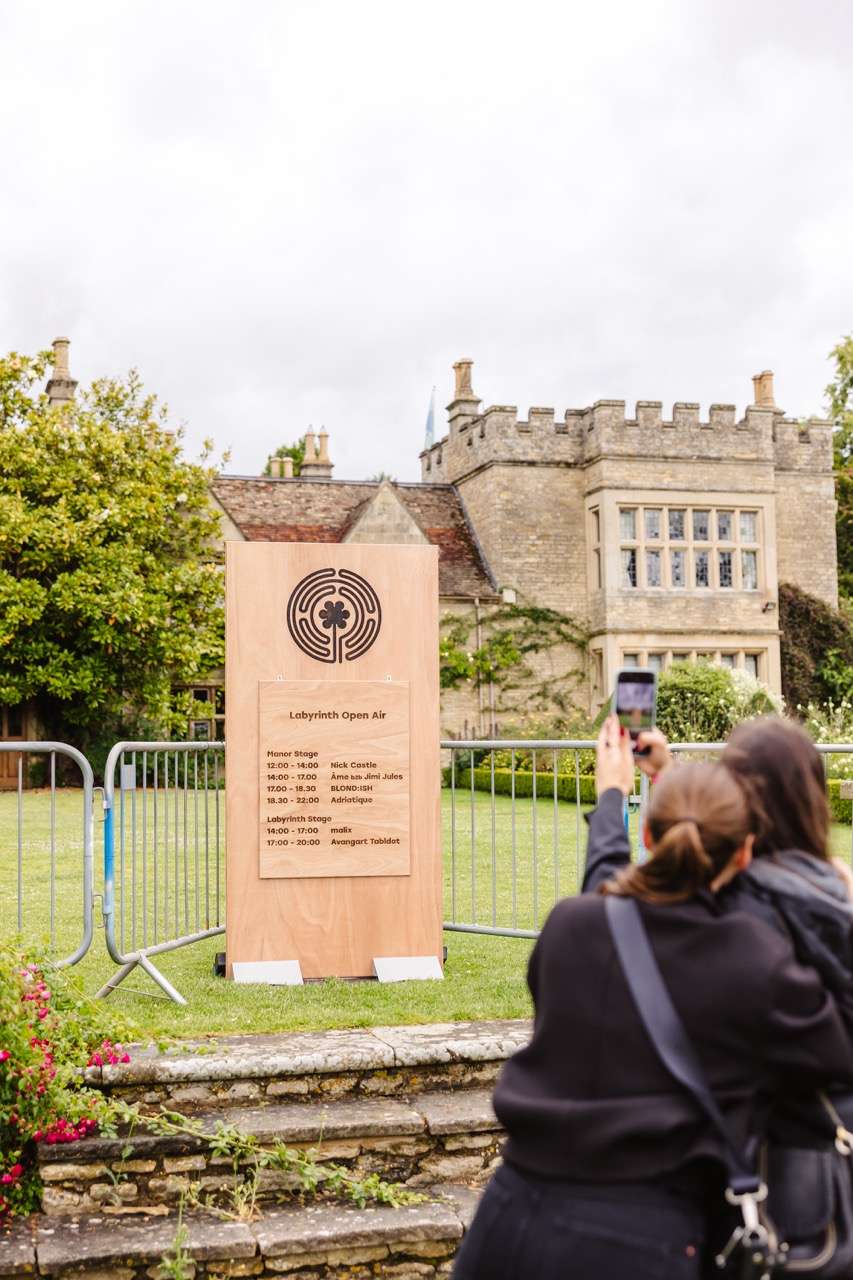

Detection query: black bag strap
xmin=604 ymin=894 xmax=761 ymax=1195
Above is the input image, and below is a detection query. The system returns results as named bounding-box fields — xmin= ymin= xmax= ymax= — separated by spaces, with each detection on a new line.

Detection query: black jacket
xmin=493 ymin=789 xmax=853 ymax=1185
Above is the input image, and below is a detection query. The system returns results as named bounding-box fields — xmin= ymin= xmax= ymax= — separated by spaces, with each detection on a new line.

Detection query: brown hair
xmin=722 ymin=716 xmax=829 ymax=860
xmin=602 ymin=762 xmax=751 ymax=903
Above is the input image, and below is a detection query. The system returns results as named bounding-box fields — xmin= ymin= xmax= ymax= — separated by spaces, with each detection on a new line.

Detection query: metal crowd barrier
xmin=440 ymin=739 xmax=853 ymax=940
xmin=97 ymin=740 xmax=225 ymax=1005
xmin=0 ymin=742 xmax=95 ymax=967
xmin=4 ymin=736 xmax=853 ymax=1001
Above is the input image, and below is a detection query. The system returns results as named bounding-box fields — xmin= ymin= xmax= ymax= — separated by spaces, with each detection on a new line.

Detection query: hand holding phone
xmin=634 ymin=728 xmax=673 ymax=777
xmin=612 ymin=667 xmax=657 ymax=753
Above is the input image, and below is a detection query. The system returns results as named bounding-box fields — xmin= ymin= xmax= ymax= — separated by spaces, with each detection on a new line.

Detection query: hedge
xmin=445 ymin=768 xmax=852 ymax=825
xmin=827 ymin=778 xmax=852 ymax=824
xmin=444 ymin=767 xmax=598 ymax=806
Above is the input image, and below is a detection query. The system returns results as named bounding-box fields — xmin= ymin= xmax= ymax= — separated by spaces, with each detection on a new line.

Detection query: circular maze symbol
xmin=286 ymin=568 xmax=382 ymax=664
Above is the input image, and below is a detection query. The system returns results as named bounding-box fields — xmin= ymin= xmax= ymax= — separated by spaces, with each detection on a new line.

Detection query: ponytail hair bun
xmin=603 ymin=762 xmax=750 ymax=903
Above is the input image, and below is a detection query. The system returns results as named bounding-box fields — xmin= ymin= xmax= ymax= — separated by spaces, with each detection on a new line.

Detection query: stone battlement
xmin=421 ymin=382 xmax=832 ymax=484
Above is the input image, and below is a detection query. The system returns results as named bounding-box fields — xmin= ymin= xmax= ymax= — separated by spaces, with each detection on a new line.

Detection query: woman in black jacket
xmin=585 ymin=717 xmax=853 ymax=1002
xmin=452 ymin=718 xmax=853 ymax=1280
xmin=721 ymin=717 xmax=853 ymax=1002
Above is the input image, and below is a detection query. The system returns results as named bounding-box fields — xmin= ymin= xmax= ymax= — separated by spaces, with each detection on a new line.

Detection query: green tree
xmin=0 ymin=349 xmax=224 ymax=757
xmin=827 ymin=335 xmax=853 ymax=599
xmin=263 ymin=438 xmax=305 ymax=476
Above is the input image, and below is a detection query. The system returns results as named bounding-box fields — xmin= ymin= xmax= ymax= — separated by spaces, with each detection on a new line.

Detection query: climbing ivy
xmin=439 ymin=602 xmax=589 ymax=722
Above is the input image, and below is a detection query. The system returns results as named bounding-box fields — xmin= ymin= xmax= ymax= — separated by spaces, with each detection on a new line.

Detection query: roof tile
xmin=212 ymin=478 xmax=497 ymax=599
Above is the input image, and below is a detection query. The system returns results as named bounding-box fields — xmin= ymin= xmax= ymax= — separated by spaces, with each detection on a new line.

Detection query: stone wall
xmin=774 ymin=469 xmax=838 ymax=606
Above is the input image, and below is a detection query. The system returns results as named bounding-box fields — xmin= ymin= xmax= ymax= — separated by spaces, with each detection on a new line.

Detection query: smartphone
xmin=612 ymin=667 xmax=657 ymax=747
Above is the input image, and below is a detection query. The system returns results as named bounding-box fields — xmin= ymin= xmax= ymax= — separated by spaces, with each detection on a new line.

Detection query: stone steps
xmin=2 ymin=1186 xmax=479 ymax=1279
xmin=38 ymin=1089 xmax=503 ymax=1217
xmin=2 ymin=1022 xmax=525 ymax=1276
xmin=91 ymin=1020 xmax=530 ymax=1113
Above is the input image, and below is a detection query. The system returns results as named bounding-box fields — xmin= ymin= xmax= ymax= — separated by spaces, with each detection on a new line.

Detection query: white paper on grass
xmin=373 ymin=955 xmax=444 ymax=983
xmin=232 ymin=961 xmax=304 ymax=986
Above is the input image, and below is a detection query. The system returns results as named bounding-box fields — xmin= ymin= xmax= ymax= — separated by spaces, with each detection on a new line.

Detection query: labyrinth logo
xmin=286 ymin=568 xmax=382 ymax=664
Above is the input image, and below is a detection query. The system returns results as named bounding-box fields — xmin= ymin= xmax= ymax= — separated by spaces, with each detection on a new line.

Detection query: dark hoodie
xmin=728 ymin=853 xmax=853 ymax=1002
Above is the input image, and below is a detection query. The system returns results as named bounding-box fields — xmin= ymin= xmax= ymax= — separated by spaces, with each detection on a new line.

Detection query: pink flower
xmin=9 ymin=1165 xmax=22 ymax=1179
xmin=1 ymin=1175 xmax=11 ymax=1185
xmin=89 ymin=1053 xmax=103 ymax=1067
xmin=0 ymin=1050 xmax=10 ymax=1062
xmin=121 ymin=1053 xmax=130 ymax=1063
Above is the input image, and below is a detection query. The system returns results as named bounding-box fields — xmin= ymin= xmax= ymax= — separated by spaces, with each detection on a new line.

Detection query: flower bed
xmin=0 ymin=944 xmax=137 ymax=1219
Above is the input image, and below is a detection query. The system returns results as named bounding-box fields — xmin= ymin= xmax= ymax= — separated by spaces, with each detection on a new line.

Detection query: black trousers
xmin=452 ymin=1163 xmax=706 ymax=1280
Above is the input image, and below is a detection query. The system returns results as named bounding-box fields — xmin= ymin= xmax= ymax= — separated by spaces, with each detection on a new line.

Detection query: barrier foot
xmin=94 ymin=960 xmax=139 ymax=1000
xmin=138 ymin=954 xmax=187 ymax=1006
xmin=95 ymin=956 xmax=187 ymax=1006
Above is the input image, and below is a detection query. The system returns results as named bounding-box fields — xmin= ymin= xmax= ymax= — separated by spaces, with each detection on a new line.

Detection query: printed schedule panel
xmin=259 ymin=679 xmax=410 ymax=878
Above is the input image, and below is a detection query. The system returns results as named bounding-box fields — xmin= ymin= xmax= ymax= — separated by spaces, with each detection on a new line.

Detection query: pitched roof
xmin=211 ymin=477 xmax=498 ymax=599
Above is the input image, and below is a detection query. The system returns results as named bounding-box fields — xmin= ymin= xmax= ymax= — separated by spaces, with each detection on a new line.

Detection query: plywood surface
xmin=259 ymin=679 xmax=410 ymax=878
xmin=225 ymin=542 xmax=441 ymax=979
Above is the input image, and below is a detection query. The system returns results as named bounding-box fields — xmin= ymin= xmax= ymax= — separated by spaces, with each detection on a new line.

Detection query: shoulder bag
xmin=605 ymin=894 xmax=853 ymax=1277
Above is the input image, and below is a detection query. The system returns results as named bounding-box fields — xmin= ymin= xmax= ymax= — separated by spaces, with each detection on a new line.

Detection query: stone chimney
xmin=447 ymin=358 xmax=481 ymax=430
xmin=269 ymin=456 xmax=282 ymax=478
xmin=46 ymin=337 xmax=78 ymax=407
xmin=282 ymin=457 xmax=294 ymax=478
xmin=752 ymin=370 xmax=776 ymax=408
xmin=301 ymin=427 xmax=333 ymax=479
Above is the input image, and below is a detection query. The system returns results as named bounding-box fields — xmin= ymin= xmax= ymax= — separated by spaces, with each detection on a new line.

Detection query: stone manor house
xmin=2 ymin=340 xmax=836 ymax=770
xmin=211 ymin=357 xmax=837 ymax=739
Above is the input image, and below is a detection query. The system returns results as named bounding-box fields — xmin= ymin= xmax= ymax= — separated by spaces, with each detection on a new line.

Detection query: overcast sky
xmin=1 ymin=1 xmax=851 ymax=481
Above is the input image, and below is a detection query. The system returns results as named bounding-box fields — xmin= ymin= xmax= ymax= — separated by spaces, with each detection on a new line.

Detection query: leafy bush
xmin=801 ymin=701 xmax=853 ymax=779
xmin=827 ymin=778 xmax=853 ymax=823
xmin=730 ymin=668 xmax=784 ymax=719
xmin=0 ymin=945 xmax=136 ymax=1218
xmin=779 ymin=582 xmax=853 ymax=711
xmin=492 ymin=715 xmax=598 ymax=775
xmin=655 ymin=663 xmax=740 ymax=743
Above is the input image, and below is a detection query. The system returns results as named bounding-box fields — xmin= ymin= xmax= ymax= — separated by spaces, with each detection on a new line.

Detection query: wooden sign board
xmin=225 ymin=542 xmax=441 ymax=979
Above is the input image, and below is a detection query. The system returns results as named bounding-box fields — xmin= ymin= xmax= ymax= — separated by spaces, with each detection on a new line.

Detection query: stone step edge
xmin=37 ymin=1092 xmax=503 ymax=1220
xmin=39 ymin=1089 xmax=501 ymax=1167
xmin=88 ymin=1019 xmax=531 ymax=1091
xmin=5 ymin=1186 xmax=479 ymax=1277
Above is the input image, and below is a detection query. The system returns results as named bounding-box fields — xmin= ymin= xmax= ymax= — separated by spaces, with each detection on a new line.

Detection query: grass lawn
xmin=2 ymin=786 xmax=852 ymax=1042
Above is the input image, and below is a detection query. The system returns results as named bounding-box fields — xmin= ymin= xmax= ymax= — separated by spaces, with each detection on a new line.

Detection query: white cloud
xmin=1 ymin=0 xmax=850 ymax=480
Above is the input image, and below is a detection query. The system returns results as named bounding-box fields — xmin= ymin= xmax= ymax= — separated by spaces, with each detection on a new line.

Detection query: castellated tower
xmin=421 ymin=360 xmax=836 ymax=708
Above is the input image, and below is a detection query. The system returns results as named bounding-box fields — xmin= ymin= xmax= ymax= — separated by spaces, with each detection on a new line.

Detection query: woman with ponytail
xmin=452 ymin=716 xmax=853 ymax=1280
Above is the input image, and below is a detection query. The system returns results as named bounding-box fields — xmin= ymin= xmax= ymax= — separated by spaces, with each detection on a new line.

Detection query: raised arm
xmin=582 ymin=716 xmax=633 ymax=893
xmin=581 ymin=719 xmax=674 ymax=894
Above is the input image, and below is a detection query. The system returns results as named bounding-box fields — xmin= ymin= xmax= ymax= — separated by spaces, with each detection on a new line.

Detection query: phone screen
xmin=613 ymin=669 xmax=657 ymax=741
